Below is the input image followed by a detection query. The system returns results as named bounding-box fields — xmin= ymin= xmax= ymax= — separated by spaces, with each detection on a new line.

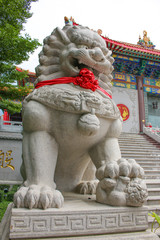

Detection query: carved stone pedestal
xmin=1 ymin=193 xmax=159 ymax=240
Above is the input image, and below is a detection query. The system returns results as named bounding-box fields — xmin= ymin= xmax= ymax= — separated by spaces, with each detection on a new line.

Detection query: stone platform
xmin=1 ymin=193 xmax=159 ymax=240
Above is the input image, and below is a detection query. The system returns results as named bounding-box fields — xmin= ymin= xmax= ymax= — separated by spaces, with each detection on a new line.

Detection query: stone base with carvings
xmin=4 ymin=193 xmax=159 ymax=239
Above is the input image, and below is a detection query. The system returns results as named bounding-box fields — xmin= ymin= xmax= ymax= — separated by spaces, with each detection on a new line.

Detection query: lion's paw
xmin=117 ymin=158 xmax=145 ymax=179
xmin=96 ymin=158 xmax=144 ymax=182
xmin=96 ymin=162 xmax=119 ymax=180
xmin=95 ymin=158 xmax=147 ymax=207
xmin=14 ymin=185 xmax=64 ymax=209
xmin=76 ymin=180 xmax=98 ymax=195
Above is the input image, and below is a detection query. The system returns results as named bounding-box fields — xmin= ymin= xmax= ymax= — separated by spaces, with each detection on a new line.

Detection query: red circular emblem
xmin=117 ymin=104 xmax=130 ymax=121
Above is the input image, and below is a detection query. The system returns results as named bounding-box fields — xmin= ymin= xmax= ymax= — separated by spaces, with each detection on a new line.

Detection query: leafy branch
xmin=148 ymin=211 xmax=160 ymax=233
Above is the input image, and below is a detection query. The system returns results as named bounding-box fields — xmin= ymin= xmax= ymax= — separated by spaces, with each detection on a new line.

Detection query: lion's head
xmin=35 ymin=25 xmax=114 ymax=92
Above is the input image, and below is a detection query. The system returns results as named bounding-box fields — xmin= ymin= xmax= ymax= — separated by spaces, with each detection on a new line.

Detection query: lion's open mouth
xmin=70 ymin=57 xmax=100 ymax=78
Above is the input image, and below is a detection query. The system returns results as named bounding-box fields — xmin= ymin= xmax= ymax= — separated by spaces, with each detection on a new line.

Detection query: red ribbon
xmin=35 ymin=68 xmax=112 ymax=99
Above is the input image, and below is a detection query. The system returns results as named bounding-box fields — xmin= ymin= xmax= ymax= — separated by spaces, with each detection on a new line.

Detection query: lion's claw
xmin=76 ymin=180 xmax=98 ymax=195
xmin=14 ymin=186 xmax=28 ymax=208
xmin=14 ymin=185 xmax=64 ymax=209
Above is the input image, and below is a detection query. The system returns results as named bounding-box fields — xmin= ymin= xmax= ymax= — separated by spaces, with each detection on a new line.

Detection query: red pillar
xmin=137 ymin=76 xmax=145 ymax=132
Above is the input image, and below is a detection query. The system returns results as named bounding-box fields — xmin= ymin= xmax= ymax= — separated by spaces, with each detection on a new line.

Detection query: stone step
xmin=120 ymin=145 xmax=160 ymax=149
xmin=136 ymin=161 xmax=160 ymax=164
xmin=143 ymin=167 xmax=160 ymax=171
xmin=144 ymin=171 xmax=160 ymax=175
xmin=120 ymin=147 xmax=160 ymax=151
xmin=145 ymin=180 xmax=160 ymax=188
xmin=136 ymin=158 xmax=160 ymax=160
xmin=142 ymin=168 xmax=160 ymax=171
xmin=123 ymin=157 xmax=160 ymax=161
xmin=122 ymin=153 xmax=160 ymax=157
xmin=131 ymin=161 xmax=160 ymax=166
xmin=119 ymin=136 xmax=155 ymax=139
xmin=145 ymin=177 xmax=160 ymax=180
xmin=120 ymin=134 xmax=146 ymax=137
xmin=147 ymin=196 xmax=160 ymax=205
xmin=120 ymin=135 xmax=155 ymax=139
xmin=137 ymin=164 xmax=160 ymax=167
xmin=147 ymin=188 xmax=160 ymax=196
xmin=120 ymin=134 xmax=157 ymax=138
xmin=122 ymin=149 xmax=159 ymax=152
xmin=143 ymin=170 xmax=160 ymax=175
xmin=120 ymin=145 xmax=159 ymax=149
xmin=119 ymin=139 xmax=159 ymax=143
xmin=120 ymin=136 xmax=158 ymax=140
xmin=119 ymin=141 xmax=157 ymax=145
xmin=120 ymin=140 xmax=159 ymax=143
xmin=120 ymin=134 xmax=144 ymax=136
xmin=120 ymin=146 xmax=160 ymax=151
xmin=145 ymin=176 xmax=160 ymax=180
xmin=121 ymin=146 xmax=159 ymax=149
xmin=136 ymin=163 xmax=160 ymax=167
xmin=142 ymin=162 xmax=160 ymax=166
xmin=144 ymin=175 xmax=160 ymax=179
xmin=122 ymin=154 xmax=160 ymax=158
xmin=144 ymin=171 xmax=160 ymax=176
xmin=136 ymin=159 xmax=160 ymax=162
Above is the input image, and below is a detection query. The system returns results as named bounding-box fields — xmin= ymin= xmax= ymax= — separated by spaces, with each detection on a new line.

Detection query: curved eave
xmin=16 ymin=66 xmax=36 ymax=76
xmin=103 ymin=37 xmax=160 ymax=62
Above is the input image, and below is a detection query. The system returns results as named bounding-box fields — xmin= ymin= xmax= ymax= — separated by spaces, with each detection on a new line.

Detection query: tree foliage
xmin=0 ymin=0 xmax=40 ymax=114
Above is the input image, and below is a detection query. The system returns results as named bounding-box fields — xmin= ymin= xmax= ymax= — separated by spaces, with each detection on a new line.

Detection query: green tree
xmin=0 ymin=0 xmax=40 ymax=114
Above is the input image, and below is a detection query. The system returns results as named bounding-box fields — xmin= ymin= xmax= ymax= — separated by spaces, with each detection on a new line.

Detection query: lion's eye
xmin=78 ymin=45 xmax=89 ymax=49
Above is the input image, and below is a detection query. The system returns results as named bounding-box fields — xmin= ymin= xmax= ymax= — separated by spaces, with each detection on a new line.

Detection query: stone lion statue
xmin=14 ymin=24 xmax=148 ymax=209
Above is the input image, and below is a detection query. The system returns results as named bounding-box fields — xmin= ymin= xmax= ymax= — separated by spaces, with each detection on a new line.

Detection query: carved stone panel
xmin=10 ymin=194 xmax=148 ymax=239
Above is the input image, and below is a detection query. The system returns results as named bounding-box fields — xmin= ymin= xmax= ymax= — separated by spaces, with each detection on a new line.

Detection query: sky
xmin=18 ymin=0 xmax=160 ymax=72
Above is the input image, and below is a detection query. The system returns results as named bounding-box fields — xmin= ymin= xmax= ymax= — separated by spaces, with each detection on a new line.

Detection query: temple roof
xmin=103 ymin=37 xmax=160 ymax=62
xmin=64 ymin=17 xmax=160 ymax=62
xmin=16 ymin=66 xmax=36 ymax=76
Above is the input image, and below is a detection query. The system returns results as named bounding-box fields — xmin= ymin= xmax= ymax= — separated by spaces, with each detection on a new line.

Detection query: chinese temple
xmin=16 ymin=67 xmax=36 ymax=87
xmin=103 ymin=31 xmax=160 ymax=133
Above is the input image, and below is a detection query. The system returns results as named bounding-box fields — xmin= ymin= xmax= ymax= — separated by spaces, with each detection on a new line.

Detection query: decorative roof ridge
xmin=16 ymin=66 xmax=36 ymax=75
xmin=102 ymin=36 xmax=160 ymax=56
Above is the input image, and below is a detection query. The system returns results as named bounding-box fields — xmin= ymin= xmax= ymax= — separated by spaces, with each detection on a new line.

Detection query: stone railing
xmin=143 ymin=125 xmax=160 ymax=143
xmin=0 ymin=119 xmax=22 ymax=132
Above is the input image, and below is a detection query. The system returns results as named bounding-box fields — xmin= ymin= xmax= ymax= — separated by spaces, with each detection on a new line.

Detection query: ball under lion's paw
xmin=96 ymin=180 xmax=127 ymax=206
xmin=14 ymin=185 xmax=64 ymax=209
xmin=76 ymin=180 xmax=99 ymax=195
